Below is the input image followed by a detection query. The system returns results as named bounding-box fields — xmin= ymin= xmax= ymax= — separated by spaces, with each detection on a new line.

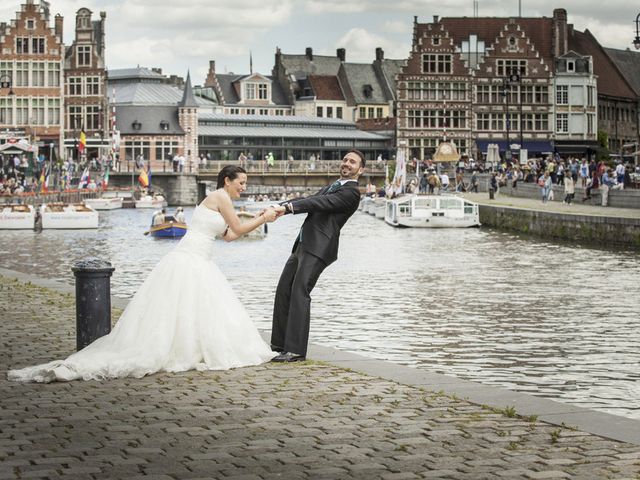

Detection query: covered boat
xmin=84 ymin=196 xmax=123 ymax=210
xmin=384 ymin=195 xmax=480 ymax=228
xmin=41 ymin=203 xmax=99 ymax=229
xmin=136 ymin=194 xmax=167 ymax=209
xmin=0 ymin=204 xmax=35 ymax=230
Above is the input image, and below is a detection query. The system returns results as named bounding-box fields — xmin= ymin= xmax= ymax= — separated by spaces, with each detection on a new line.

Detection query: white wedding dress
xmin=8 ymin=205 xmax=276 ymax=383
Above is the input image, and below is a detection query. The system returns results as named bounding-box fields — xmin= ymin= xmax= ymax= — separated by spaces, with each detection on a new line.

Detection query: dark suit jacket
xmin=285 ymin=181 xmax=360 ymax=265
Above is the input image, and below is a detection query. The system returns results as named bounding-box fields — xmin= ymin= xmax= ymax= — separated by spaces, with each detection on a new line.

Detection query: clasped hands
xmin=257 ymin=205 xmax=286 ymax=222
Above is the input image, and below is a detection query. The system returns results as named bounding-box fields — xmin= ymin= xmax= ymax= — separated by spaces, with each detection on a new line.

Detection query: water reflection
xmin=1 ymin=207 xmax=639 ymax=419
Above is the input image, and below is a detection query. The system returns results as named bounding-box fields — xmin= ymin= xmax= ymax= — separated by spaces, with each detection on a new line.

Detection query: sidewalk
xmin=461 ymin=192 xmax=640 ymax=219
xmin=2 ymin=273 xmax=640 ymax=480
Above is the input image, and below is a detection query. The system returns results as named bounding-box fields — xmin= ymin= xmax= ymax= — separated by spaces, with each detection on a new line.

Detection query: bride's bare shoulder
xmin=201 ymin=190 xmax=231 ymax=211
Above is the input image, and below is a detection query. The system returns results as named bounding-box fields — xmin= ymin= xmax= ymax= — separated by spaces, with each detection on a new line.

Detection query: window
xmin=230 ymin=108 xmax=240 ymax=114
xmin=534 ymin=86 xmax=549 ymax=104
xmin=68 ymin=105 xmax=82 ymax=130
xmin=567 ymin=61 xmax=575 ymax=72
xmin=259 ymin=108 xmax=268 ymax=115
xmin=359 ymin=107 xmax=366 ymax=118
xmin=336 ymin=107 xmax=343 ymax=119
xmin=86 ymin=76 xmax=101 ymax=95
xmin=15 ymin=62 xmax=28 ymax=87
xmin=556 ymin=113 xmax=568 ymax=133
xmin=587 ymin=86 xmax=595 ymax=107
xmin=476 ymin=85 xmax=490 ymax=103
xmin=32 ymin=98 xmax=45 ymax=125
xmin=26 ymin=19 xmax=35 ymax=29
xmin=16 ymin=38 xmax=29 ymax=54
xmin=77 ymin=46 xmax=91 ymax=67
xmin=31 ymin=38 xmax=45 ymax=54
xmin=476 ymin=113 xmax=490 ymax=130
xmin=422 ymin=54 xmax=452 ymax=74
xmin=0 ymin=98 xmax=13 ymax=124
xmin=15 ymin=98 xmax=28 ymax=124
xmin=48 ymin=98 xmax=60 ymax=125
xmin=32 ymin=62 xmax=45 ymax=87
xmin=86 ymin=105 xmax=101 ymax=130
xmin=432 ymin=36 xmax=441 ymax=46
xmin=125 ymin=140 xmax=150 ymax=162
xmin=155 ymin=139 xmax=178 ymax=162
xmin=246 ymin=108 xmax=255 ymax=115
xmin=376 ymin=107 xmax=383 ymax=118
xmin=68 ymin=77 xmax=82 ymax=95
xmin=368 ymin=107 xmax=374 ymax=118
xmin=316 ymin=106 xmax=323 ymax=117
xmin=326 ymin=106 xmax=333 ymax=118
xmin=47 ymin=62 xmax=60 ymax=87
xmin=496 ymin=59 xmax=527 ymax=76
xmin=245 ymin=83 xmax=256 ymax=100
xmin=258 ymin=83 xmax=268 ymax=100
xmin=556 ymin=85 xmax=568 ymax=105
xmin=587 ymin=113 xmax=595 ymax=135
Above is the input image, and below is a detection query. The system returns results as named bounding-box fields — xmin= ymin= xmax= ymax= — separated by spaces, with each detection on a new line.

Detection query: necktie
xmin=327 ymin=180 xmax=341 ymax=193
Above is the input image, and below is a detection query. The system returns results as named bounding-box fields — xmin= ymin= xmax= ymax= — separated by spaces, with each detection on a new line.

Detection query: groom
xmin=271 ymin=150 xmax=365 ymax=362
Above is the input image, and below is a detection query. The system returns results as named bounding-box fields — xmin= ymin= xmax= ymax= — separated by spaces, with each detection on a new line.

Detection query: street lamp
xmin=634 ymin=13 xmax=640 ymax=49
xmin=500 ymin=68 xmax=521 ymax=162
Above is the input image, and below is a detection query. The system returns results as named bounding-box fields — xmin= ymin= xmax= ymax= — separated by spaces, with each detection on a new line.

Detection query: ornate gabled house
xmin=203 ymin=60 xmax=292 ymax=116
xmin=0 ymin=0 xmax=64 ymax=161
xmin=63 ymin=7 xmax=107 ymax=161
xmin=398 ymin=13 xmax=558 ymax=161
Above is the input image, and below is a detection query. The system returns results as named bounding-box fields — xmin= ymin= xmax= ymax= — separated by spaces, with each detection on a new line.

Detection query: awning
xmin=553 ymin=141 xmax=599 ymax=154
xmin=475 ymin=139 xmax=553 ymax=154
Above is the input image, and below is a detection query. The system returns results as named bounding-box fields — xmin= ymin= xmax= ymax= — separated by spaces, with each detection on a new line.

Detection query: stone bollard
xmin=489 ymin=188 xmax=495 ymax=200
xmin=72 ymin=259 xmax=115 ymax=351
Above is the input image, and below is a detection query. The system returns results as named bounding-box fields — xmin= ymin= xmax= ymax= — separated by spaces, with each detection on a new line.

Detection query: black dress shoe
xmin=271 ymin=352 xmax=306 ymax=363
xmin=270 ymin=344 xmax=285 ymax=353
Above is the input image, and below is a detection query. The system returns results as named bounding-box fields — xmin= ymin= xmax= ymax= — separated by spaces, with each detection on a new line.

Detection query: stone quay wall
xmin=479 ymin=205 xmax=640 ymax=247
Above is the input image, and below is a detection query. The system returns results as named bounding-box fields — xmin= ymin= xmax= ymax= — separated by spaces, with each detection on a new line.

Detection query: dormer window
xmin=567 ymin=61 xmax=575 ymax=72
xmin=244 ymin=82 xmax=270 ymax=101
xmin=159 ymin=120 xmax=169 ymax=131
xmin=363 ymin=84 xmax=373 ymax=98
xmin=132 ymin=120 xmax=141 ymax=130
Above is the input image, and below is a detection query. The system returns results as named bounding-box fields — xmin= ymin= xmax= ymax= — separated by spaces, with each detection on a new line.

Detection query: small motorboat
xmin=148 ymin=215 xmax=187 ymax=238
xmin=84 ymin=196 xmax=123 ymax=210
xmin=136 ymin=194 xmax=167 ymax=209
xmin=41 ymin=203 xmax=99 ymax=229
xmin=0 ymin=204 xmax=36 ymax=229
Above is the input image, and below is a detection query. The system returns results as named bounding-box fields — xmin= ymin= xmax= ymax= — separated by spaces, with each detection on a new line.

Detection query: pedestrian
xmin=563 ymin=173 xmax=575 ymax=204
xmin=470 ymin=171 xmax=479 ymax=193
xmin=538 ymin=171 xmax=551 ymax=203
xmin=600 ymin=168 xmax=616 ymax=207
xmin=579 ymin=159 xmax=589 ymax=188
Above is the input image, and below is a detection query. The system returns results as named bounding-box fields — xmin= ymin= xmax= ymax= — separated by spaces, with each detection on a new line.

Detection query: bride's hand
xmin=262 ymin=208 xmax=277 ymax=223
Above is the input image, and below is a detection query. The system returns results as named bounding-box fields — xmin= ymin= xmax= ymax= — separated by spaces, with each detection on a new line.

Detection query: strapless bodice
xmin=174 ymin=205 xmax=226 ymax=258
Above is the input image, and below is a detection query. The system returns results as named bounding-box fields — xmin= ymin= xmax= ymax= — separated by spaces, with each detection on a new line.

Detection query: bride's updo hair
xmin=217 ymin=165 xmax=247 ymax=189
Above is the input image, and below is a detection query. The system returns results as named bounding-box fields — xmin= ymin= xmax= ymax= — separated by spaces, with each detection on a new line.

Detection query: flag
xmin=39 ymin=166 xmax=47 ymax=193
xmin=138 ymin=168 xmax=149 ymax=187
xmin=78 ymin=130 xmax=86 ymax=154
xmin=78 ymin=167 xmax=90 ymax=189
xmin=391 ymin=148 xmax=407 ymax=196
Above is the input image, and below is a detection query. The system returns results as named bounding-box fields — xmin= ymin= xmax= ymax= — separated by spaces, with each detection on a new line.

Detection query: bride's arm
xmin=215 ymin=194 xmax=275 ymax=240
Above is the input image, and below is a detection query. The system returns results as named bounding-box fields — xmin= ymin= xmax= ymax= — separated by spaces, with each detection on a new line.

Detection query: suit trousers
xmin=271 ymin=246 xmax=327 ymax=356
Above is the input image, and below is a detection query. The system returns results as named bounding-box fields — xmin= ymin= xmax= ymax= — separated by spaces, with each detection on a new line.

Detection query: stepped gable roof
xmin=604 ymin=47 xmax=640 ymax=96
xmin=569 ymin=29 xmax=636 ymax=99
xmin=213 ymin=73 xmax=291 ymax=106
xmin=437 ymin=17 xmax=555 ymax=62
xmin=281 ymin=53 xmax=342 ymax=78
xmin=178 ymin=71 xmax=199 ymax=108
xmin=307 ymin=75 xmax=344 ymax=101
xmin=115 ymin=105 xmax=183 ymax=135
xmin=341 ymin=63 xmax=388 ymax=104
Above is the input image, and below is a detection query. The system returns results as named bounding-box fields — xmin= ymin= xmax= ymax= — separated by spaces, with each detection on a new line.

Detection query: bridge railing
xmin=198 ymin=160 xmax=387 ymax=175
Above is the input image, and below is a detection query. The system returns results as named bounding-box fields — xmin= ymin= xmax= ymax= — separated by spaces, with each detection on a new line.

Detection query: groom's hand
xmin=273 ymin=205 xmax=286 ymax=217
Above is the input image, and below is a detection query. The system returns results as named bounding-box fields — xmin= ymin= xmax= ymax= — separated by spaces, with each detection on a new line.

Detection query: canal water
xmin=1 ymin=206 xmax=639 ymax=419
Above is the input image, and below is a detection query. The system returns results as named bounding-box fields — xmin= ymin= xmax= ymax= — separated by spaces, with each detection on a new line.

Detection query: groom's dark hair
xmin=217 ymin=165 xmax=247 ymax=189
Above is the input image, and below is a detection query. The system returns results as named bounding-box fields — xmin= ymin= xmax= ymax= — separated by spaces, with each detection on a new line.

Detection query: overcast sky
xmin=2 ymin=0 xmax=639 ymax=84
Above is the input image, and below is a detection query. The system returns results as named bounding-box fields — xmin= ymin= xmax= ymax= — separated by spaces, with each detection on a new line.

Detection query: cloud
xmin=330 ymin=28 xmax=411 ymax=63
xmin=383 ymin=20 xmax=411 ymax=34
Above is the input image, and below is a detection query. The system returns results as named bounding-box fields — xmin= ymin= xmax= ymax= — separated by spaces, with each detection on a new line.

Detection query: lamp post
xmin=634 ymin=13 xmax=640 ymax=49
xmin=501 ymin=69 xmax=521 ymax=163
xmin=501 ymin=78 xmax=511 ymax=161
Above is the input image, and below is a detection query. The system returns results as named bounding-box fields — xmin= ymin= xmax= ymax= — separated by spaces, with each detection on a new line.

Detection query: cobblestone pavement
xmin=2 ymin=275 xmax=640 ymax=480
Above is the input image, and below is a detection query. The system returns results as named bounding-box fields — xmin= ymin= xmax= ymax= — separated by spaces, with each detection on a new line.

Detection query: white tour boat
xmin=374 ymin=197 xmax=386 ymax=218
xmin=384 ymin=194 xmax=480 ymax=228
xmin=84 ymin=196 xmax=123 ymax=210
xmin=0 ymin=204 xmax=35 ymax=229
xmin=41 ymin=203 xmax=99 ymax=229
xmin=135 ymin=194 xmax=167 ymax=209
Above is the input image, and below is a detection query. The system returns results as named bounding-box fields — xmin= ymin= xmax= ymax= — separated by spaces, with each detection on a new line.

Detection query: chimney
xmin=204 ymin=60 xmax=216 ymax=87
xmin=375 ymin=47 xmax=384 ymax=61
xmin=152 ymin=67 xmax=162 ymax=75
xmin=336 ymin=48 xmax=346 ymax=62
xmin=553 ymin=8 xmax=568 ymax=57
xmin=54 ymin=14 xmax=63 ymax=41
xmin=305 ymin=47 xmax=313 ymax=61
xmin=433 ymin=15 xmax=439 ymax=23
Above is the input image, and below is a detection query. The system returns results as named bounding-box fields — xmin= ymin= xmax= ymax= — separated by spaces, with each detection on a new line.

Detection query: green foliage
xmin=596 ymin=130 xmax=610 ymax=161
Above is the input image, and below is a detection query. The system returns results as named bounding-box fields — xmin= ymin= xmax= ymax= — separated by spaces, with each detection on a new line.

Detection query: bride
xmin=8 ymin=165 xmax=278 ymax=383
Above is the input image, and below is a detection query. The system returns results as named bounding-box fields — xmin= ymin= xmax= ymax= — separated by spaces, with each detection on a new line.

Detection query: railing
xmin=199 ymin=160 xmax=388 ymax=175
xmin=0 ymin=187 xmax=135 ymax=206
